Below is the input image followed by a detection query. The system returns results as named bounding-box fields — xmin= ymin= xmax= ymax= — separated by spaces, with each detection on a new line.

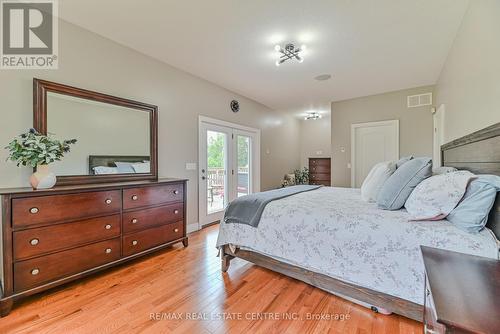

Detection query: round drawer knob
xmin=132 ymin=240 xmax=138 ymax=246
xmin=30 ymin=238 xmax=39 ymax=246
xmin=105 ymin=199 xmax=112 ymax=204
xmin=174 ymin=210 xmax=179 ymax=214
xmin=105 ymin=248 xmax=112 ymax=254
xmin=29 ymin=207 xmax=39 ymax=214
xmin=173 ymin=190 xmax=179 ymax=195
xmin=174 ymin=228 xmax=179 ymax=233
xmin=131 ymin=218 xmax=138 ymax=224
xmin=105 ymin=224 xmax=112 ymax=230
xmin=131 ymin=195 xmax=138 ymax=201
xmin=31 ymin=268 xmax=40 ymax=276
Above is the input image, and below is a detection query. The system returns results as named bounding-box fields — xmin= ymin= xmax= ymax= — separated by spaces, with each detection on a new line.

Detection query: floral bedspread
xmin=216 ymin=187 xmax=499 ymax=304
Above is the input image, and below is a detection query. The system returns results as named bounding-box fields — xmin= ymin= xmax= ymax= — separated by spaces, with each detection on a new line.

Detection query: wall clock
xmin=230 ymin=100 xmax=240 ymax=113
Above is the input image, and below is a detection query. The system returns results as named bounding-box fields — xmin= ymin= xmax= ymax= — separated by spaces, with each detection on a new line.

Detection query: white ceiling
xmin=59 ymin=0 xmax=469 ymax=112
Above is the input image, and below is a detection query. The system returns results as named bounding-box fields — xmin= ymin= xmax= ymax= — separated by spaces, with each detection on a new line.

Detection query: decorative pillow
xmin=93 ymin=166 xmax=118 ymax=175
xmin=361 ymin=161 xmax=396 ymax=202
xmin=396 ymin=156 xmax=413 ymax=168
xmin=132 ymin=162 xmax=151 ymax=173
xmin=404 ymin=171 xmax=476 ymax=220
xmin=432 ymin=166 xmax=458 ymax=175
xmin=447 ymin=175 xmax=500 ymax=233
xmin=114 ymin=162 xmax=136 ymax=173
xmin=377 ymin=157 xmax=432 ymax=210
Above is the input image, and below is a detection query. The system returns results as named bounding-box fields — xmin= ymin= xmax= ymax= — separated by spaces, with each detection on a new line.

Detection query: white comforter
xmin=216 ymin=187 xmax=499 ymax=305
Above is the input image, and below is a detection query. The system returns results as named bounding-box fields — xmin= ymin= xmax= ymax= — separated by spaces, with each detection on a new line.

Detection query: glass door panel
xmin=206 ymin=130 xmax=227 ymax=214
xmin=236 ymin=135 xmax=250 ymax=197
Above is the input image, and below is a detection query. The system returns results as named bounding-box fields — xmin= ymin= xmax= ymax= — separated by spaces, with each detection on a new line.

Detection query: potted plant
xmin=294 ymin=167 xmax=310 ymax=185
xmin=5 ymin=128 xmax=77 ymax=189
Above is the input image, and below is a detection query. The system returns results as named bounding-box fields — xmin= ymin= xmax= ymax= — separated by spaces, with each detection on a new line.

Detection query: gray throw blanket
xmin=223 ymin=185 xmax=321 ymax=227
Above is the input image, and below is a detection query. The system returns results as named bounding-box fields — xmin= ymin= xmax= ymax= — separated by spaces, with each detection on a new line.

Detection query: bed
xmin=217 ymin=122 xmax=500 ymax=322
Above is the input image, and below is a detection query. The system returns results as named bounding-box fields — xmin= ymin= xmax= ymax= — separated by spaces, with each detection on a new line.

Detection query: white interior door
xmin=433 ymin=104 xmax=445 ymax=168
xmin=351 ymin=120 xmax=399 ymax=187
xmin=199 ymin=118 xmax=260 ymax=227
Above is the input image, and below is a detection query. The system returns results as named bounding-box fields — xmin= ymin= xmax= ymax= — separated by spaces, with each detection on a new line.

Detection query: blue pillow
xmin=396 ymin=156 xmax=413 ymax=168
xmin=114 ymin=162 xmax=136 ymax=173
xmin=377 ymin=157 xmax=432 ymax=210
xmin=447 ymin=175 xmax=500 ymax=233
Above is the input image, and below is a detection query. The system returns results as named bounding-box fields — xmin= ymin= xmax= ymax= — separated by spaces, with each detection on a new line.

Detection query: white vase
xmin=30 ymin=165 xmax=57 ymax=189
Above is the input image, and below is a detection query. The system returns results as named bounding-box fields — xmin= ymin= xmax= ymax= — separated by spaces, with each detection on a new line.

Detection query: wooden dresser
xmin=309 ymin=158 xmax=331 ymax=186
xmin=421 ymin=246 xmax=500 ymax=334
xmin=0 ymin=178 xmax=188 ymax=316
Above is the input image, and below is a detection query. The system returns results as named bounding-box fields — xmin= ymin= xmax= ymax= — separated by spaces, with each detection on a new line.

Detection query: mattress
xmin=216 ymin=187 xmax=500 ymax=305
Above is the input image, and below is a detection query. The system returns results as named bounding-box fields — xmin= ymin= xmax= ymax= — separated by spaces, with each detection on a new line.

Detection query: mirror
xmin=34 ymin=79 xmax=158 ymax=185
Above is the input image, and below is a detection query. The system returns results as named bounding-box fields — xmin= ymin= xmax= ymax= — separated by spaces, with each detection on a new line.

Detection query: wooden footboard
xmin=221 ymin=245 xmax=423 ymax=322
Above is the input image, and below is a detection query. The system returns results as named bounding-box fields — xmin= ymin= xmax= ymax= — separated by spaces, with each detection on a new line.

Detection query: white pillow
xmin=93 ymin=166 xmax=118 ymax=175
xmin=404 ymin=170 xmax=476 ymax=220
xmin=361 ymin=161 xmax=396 ymax=202
xmin=132 ymin=161 xmax=150 ymax=173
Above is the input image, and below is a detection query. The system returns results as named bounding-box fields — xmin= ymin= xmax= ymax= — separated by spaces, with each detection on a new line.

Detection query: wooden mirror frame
xmin=33 ymin=78 xmax=158 ymax=186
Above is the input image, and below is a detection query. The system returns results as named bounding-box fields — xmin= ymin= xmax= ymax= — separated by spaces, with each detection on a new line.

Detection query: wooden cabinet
xmin=13 ymin=214 xmax=121 ymax=260
xmin=309 ymin=158 xmax=331 ymax=186
xmin=12 ymin=190 xmax=121 ymax=228
xmin=0 ymin=178 xmax=187 ymax=316
xmin=122 ymin=221 xmax=184 ymax=257
xmin=123 ymin=202 xmax=183 ymax=233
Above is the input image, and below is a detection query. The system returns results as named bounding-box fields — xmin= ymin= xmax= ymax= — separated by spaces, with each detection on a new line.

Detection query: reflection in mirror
xmin=47 ymin=92 xmax=151 ymax=176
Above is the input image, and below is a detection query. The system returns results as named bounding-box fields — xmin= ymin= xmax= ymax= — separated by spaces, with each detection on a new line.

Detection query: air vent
xmin=407 ymin=93 xmax=432 ymax=108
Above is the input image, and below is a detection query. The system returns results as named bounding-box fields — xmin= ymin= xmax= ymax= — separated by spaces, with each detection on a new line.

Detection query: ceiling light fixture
xmin=274 ymin=43 xmax=306 ymax=66
xmin=304 ymin=112 xmax=322 ymax=120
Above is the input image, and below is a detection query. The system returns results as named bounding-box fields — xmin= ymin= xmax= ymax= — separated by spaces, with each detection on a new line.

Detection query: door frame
xmin=350 ymin=119 xmax=399 ymax=187
xmin=432 ymin=104 xmax=445 ymax=168
xmin=198 ymin=116 xmax=261 ymax=227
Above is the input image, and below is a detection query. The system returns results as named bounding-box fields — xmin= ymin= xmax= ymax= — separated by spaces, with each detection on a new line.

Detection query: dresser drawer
xmin=123 ymin=203 xmax=184 ymax=233
xmin=14 ymin=238 xmax=120 ymax=292
xmin=122 ymin=221 xmax=184 ymax=257
xmin=309 ymin=159 xmax=330 ymax=167
xmin=123 ymin=184 xmax=183 ymax=210
xmin=13 ymin=214 xmax=120 ymax=261
xmin=310 ymin=173 xmax=330 ymax=181
xmin=12 ymin=190 xmax=121 ymax=228
xmin=309 ymin=165 xmax=330 ymax=174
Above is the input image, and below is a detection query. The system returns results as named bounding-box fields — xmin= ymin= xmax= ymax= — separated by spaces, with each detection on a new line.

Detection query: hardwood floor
xmin=0 ymin=225 xmax=422 ymax=333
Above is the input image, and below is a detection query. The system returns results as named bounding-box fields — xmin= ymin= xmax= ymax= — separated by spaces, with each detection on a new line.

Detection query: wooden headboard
xmin=441 ymin=122 xmax=500 ymax=239
xmin=88 ymin=155 xmax=150 ymax=174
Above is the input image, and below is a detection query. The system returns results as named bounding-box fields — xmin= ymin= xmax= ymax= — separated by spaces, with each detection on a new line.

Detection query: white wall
xmin=0 ymin=20 xmax=300 ymax=229
xmin=434 ymin=0 xmax=500 ymax=142
xmin=299 ymin=115 xmax=331 ymax=169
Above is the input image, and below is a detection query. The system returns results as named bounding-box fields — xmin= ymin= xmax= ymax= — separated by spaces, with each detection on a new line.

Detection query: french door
xmin=198 ymin=117 xmax=260 ymax=227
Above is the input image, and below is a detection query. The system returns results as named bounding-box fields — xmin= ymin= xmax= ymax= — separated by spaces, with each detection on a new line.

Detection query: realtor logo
xmin=1 ymin=0 xmax=58 ymax=69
